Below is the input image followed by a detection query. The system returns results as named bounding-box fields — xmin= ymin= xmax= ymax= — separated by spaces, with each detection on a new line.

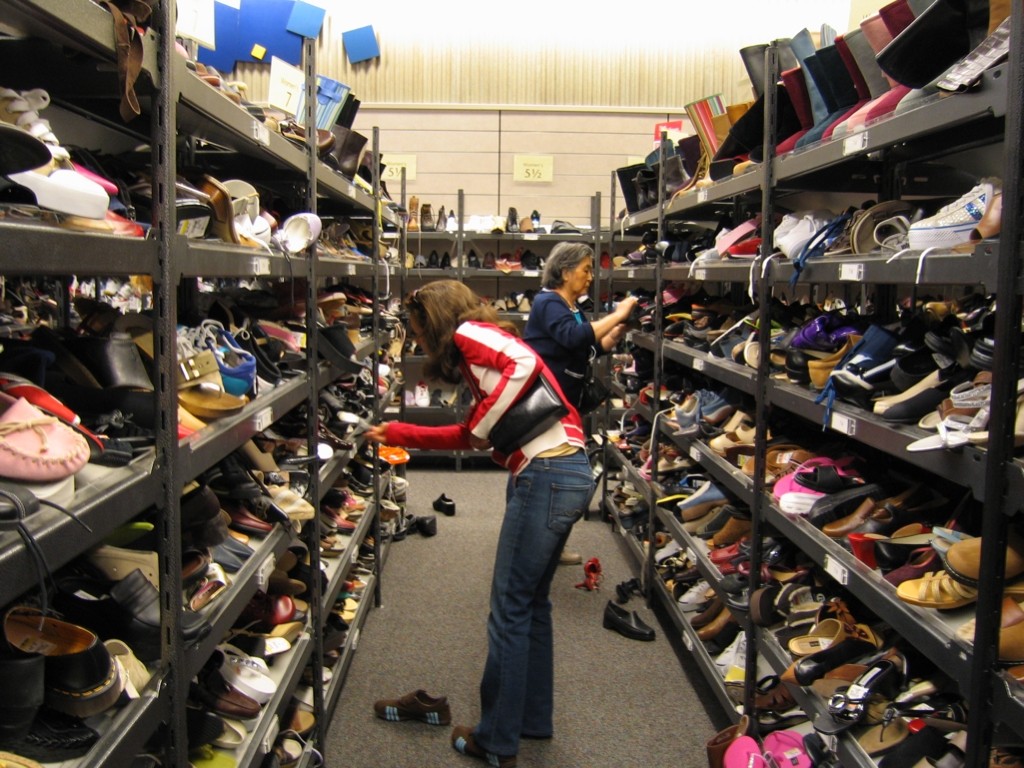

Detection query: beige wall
xmin=356 ymin=107 xmax=682 ymax=227
xmin=230 ymin=2 xmax=859 ymax=226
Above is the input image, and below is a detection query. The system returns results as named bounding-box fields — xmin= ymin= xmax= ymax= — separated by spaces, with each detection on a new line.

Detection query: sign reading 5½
xmin=513 ymin=155 xmax=554 ymax=183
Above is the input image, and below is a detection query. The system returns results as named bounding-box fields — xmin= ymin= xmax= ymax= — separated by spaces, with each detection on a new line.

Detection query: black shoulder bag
xmin=488 ymin=375 xmax=569 ymax=454
xmin=570 ymin=350 xmax=611 ymax=415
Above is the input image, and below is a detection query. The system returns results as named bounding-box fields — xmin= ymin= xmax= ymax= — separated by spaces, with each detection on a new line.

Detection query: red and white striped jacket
xmin=383 ymin=321 xmax=584 ymax=474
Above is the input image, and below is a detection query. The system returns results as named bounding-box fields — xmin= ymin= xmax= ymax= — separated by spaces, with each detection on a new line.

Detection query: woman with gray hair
xmin=524 ymin=241 xmax=638 ymax=412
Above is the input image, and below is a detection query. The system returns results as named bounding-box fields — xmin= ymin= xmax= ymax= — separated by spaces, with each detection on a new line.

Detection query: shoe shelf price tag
xmin=522 ymin=269 xmax=540 ymax=277
xmin=829 ymin=412 xmax=856 ymax=436
xmin=838 ymin=263 xmax=864 ymax=281
xmin=253 ymin=406 xmax=274 ymax=433
xmin=689 ymin=445 xmax=702 ymax=463
xmin=697 ymin=188 xmax=709 ymax=204
xmin=260 ymin=715 xmax=281 ymax=756
xmin=627 ymin=269 xmax=636 ymax=279
xmin=824 ymin=734 xmax=839 ymax=755
xmin=682 ymin=631 xmax=693 ymax=652
xmin=251 ymin=119 xmax=271 ymax=147
xmin=693 ymin=357 xmax=705 ymax=372
xmin=842 ymin=131 xmax=869 ymax=156
xmin=352 ymin=627 xmax=361 ymax=650
xmin=823 ymin=554 xmax=849 ymax=585
xmin=251 ymin=256 xmax=271 ymax=275
xmin=256 ymin=553 xmax=277 ymax=591
xmin=693 ymin=269 xmax=707 ymax=281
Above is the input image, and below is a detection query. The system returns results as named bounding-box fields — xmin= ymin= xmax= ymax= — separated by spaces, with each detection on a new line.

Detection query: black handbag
xmin=488 ymin=375 xmax=569 ymax=454
xmin=567 ymin=350 xmax=610 ymax=416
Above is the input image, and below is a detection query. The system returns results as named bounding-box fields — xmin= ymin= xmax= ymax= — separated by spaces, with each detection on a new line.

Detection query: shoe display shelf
xmin=396 ymin=193 xmax=612 ymax=467
xmin=610 ymin=33 xmax=1023 ymax=767
xmin=0 ymin=4 xmax=394 ymax=766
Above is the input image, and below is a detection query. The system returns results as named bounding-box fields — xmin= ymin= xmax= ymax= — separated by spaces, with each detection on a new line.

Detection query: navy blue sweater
xmin=523 ymin=289 xmax=598 ymax=407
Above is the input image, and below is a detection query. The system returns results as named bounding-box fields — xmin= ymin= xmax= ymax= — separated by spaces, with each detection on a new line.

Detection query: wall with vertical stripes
xmin=230 ymin=1 xmax=856 ymax=226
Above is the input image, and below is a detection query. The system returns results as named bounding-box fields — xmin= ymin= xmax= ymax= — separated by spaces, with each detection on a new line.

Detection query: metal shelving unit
xmin=608 ymin=25 xmax=1023 ymax=766
xmin=0 ymin=2 xmax=392 ymax=764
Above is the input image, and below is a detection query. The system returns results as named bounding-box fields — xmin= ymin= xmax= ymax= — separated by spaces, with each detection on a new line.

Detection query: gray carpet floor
xmin=323 ymin=463 xmax=726 ymax=767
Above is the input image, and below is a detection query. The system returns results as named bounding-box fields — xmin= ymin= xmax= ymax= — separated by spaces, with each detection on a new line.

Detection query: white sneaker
xmin=714 ymin=632 xmax=747 ymax=677
xmin=677 ymin=579 xmax=710 ymax=611
xmin=414 ymin=381 xmax=430 ymax=407
xmin=908 ymin=177 xmax=1001 ymax=250
xmin=654 ymin=538 xmax=682 ymax=564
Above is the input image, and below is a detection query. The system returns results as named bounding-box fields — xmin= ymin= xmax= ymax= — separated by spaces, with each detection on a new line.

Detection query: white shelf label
xmin=627 ymin=269 xmax=636 ymax=278
xmin=682 ymin=632 xmax=693 ymax=651
xmin=839 ymin=263 xmax=864 ymax=281
xmin=261 ymin=716 xmax=281 ymax=755
xmin=351 ymin=626 xmax=360 ymax=650
xmin=618 ymin=524 xmax=628 ymax=538
xmin=830 ymin=413 xmax=857 ymax=436
xmin=842 ymin=131 xmax=869 ymax=156
xmin=345 ymin=263 xmax=356 ymax=275
xmin=251 ymin=256 xmax=271 ymax=275
xmin=256 ymin=553 xmax=276 ymax=590
xmin=824 ymin=734 xmax=839 ymax=754
xmin=522 ymin=269 xmax=540 ymax=277
xmin=824 ymin=554 xmax=849 ymax=585
xmin=693 ymin=358 xmax=705 ymax=371
xmin=253 ymin=406 xmax=274 ymax=432
xmin=697 ymin=188 xmax=709 ymax=203
xmin=252 ymin=120 xmax=270 ymax=146
xmin=693 ymin=269 xmax=707 ymax=281
xmin=689 ymin=445 xmax=701 ymax=463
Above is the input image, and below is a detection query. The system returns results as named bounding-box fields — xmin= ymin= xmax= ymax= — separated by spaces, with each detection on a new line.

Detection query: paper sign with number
xmin=382 ymin=154 xmax=417 ymax=182
xmin=513 ymin=155 xmax=554 ymax=183
xmin=268 ymin=56 xmax=304 ymax=116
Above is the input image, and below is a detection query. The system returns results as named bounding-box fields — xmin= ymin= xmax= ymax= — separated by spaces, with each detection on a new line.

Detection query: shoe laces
xmin=935 ymin=179 xmax=997 ymax=215
xmin=0 ymin=87 xmax=68 ymax=161
xmin=0 ymin=415 xmax=59 ymax=451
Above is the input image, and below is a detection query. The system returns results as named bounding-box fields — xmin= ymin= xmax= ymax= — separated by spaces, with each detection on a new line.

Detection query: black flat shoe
xmin=432 ymin=494 xmax=456 ymax=516
xmin=615 ymin=577 xmax=643 ymax=604
xmin=603 ymin=600 xmax=655 ymax=641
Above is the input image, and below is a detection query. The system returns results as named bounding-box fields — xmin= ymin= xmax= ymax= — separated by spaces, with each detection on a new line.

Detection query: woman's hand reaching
xmin=364 ymin=424 xmax=389 ymax=444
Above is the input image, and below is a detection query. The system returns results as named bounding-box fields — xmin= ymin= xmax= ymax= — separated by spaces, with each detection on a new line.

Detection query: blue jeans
xmin=474 ymin=451 xmax=594 ymax=756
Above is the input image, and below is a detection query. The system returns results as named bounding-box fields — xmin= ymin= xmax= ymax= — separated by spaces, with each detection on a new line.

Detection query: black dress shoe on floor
xmin=603 ymin=600 xmax=655 ymax=641
xmin=432 ymin=494 xmax=456 ymax=516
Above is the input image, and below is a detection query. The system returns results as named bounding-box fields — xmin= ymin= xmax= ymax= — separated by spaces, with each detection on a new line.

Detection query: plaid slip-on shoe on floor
xmin=373 ymin=689 xmax=451 ymax=725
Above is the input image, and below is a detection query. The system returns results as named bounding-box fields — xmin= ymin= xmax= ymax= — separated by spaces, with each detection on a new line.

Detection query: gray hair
xmin=541 ymin=242 xmax=593 ymax=289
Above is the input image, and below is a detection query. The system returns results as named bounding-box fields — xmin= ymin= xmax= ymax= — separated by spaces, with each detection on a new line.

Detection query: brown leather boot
xmin=407 ymin=195 xmax=419 ymax=231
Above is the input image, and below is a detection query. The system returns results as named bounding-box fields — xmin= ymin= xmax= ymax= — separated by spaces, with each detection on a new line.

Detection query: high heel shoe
xmin=506 ymin=207 xmax=519 ymax=233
